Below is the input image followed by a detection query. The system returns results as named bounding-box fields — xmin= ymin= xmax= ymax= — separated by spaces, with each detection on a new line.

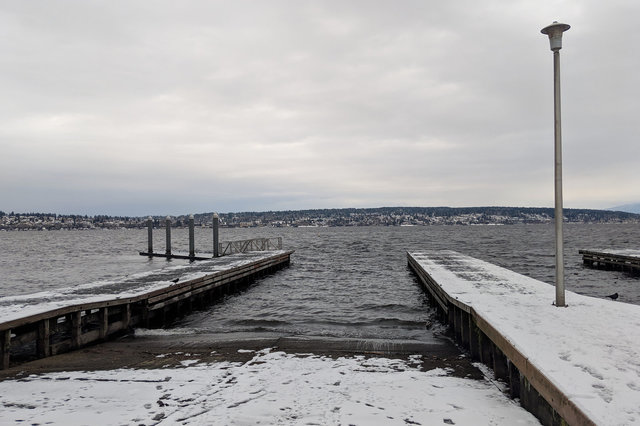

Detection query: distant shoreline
xmin=1 ymin=206 xmax=639 ymax=231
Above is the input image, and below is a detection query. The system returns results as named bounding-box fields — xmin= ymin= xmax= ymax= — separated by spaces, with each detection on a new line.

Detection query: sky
xmin=1 ymin=1 xmax=638 ymax=216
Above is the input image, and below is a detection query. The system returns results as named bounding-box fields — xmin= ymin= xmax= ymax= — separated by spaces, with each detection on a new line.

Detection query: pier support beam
xmin=492 ymin=344 xmax=509 ymax=381
xmin=37 ymin=319 xmax=51 ymax=357
xmin=509 ymin=360 xmax=521 ymax=399
xmin=70 ymin=312 xmax=82 ymax=348
xmin=460 ymin=310 xmax=470 ymax=349
xmin=142 ymin=302 xmax=150 ymax=328
xmin=99 ymin=307 xmax=108 ymax=339
xmin=1 ymin=330 xmax=10 ymax=369
xmin=123 ymin=304 xmax=131 ymax=330
xmin=469 ymin=318 xmax=481 ymax=361
xmin=448 ymin=305 xmax=455 ymax=330
xmin=480 ymin=334 xmax=493 ymax=366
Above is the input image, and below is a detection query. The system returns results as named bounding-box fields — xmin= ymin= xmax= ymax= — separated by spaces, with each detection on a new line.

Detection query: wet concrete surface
xmin=0 ymin=332 xmax=483 ymax=381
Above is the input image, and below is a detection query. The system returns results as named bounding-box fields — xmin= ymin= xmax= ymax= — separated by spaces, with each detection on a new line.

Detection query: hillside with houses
xmin=1 ymin=207 xmax=638 ymax=231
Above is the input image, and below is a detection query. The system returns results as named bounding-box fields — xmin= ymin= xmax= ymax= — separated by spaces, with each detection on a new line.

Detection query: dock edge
xmin=408 ymin=252 xmax=595 ymax=426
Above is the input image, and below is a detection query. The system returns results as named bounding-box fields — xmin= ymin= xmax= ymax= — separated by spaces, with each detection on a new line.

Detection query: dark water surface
xmin=1 ymin=224 xmax=638 ymax=342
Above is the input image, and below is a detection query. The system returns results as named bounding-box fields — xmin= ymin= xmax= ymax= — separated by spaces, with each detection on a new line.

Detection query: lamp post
xmin=541 ymin=21 xmax=570 ymax=307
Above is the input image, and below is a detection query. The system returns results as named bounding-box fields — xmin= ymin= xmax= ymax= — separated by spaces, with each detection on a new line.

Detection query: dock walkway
xmin=580 ymin=249 xmax=640 ymax=273
xmin=408 ymin=250 xmax=640 ymax=426
xmin=0 ymin=250 xmax=293 ymax=369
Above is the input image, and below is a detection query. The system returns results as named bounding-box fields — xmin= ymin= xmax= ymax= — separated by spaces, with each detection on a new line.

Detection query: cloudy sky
xmin=1 ymin=1 xmax=638 ymax=216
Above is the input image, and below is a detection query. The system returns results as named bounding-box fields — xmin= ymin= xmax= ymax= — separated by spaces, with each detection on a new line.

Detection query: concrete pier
xmin=408 ymin=250 xmax=640 ymax=426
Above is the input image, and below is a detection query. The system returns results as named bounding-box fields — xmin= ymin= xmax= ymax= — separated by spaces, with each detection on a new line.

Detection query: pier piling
xmin=165 ymin=217 xmax=171 ymax=256
xmin=2 ymin=330 xmax=10 ymax=369
xmin=146 ymin=217 xmax=153 ymax=255
xmin=139 ymin=212 xmax=281 ymax=261
xmin=213 ymin=213 xmax=219 ymax=258
xmin=188 ymin=215 xmax=195 ymax=259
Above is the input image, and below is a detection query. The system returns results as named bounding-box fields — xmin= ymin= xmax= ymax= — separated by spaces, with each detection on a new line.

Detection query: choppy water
xmin=1 ymin=224 xmax=638 ymax=342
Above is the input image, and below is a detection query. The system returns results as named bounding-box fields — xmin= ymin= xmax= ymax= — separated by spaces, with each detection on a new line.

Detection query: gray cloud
xmin=1 ymin=0 xmax=638 ymax=215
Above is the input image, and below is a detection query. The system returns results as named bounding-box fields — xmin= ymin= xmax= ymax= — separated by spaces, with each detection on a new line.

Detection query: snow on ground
xmin=0 ymin=348 xmax=539 ymax=425
xmin=410 ymin=250 xmax=640 ymax=426
xmin=0 ymin=251 xmax=287 ymax=324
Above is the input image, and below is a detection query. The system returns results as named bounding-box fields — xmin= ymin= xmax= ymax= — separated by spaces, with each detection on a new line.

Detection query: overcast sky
xmin=1 ymin=1 xmax=638 ymax=216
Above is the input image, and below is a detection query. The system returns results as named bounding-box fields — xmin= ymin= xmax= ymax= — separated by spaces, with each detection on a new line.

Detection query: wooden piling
xmin=213 ymin=213 xmax=219 ymax=258
xmin=165 ymin=217 xmax=172 ymax=256
xmin=99 ymin=308 xmax=108 ymax=339
xmin=479 ymin=328 xmax=493 ymax=366
xmin=509 ymin=360 xmax=521 ymax=399
xmin=71 ymin=312 xmax=82 ymax=349
xmin=492 ymin=345 xmax=509 ymax=381
xmin=1 ymin=330 xmax=10 ymax=369
xmin=123 ymin=304 xmax=131 ymax=330
xmin=37 ymin=319 xmax=50 ymax=357
xmin=460 ymin=309 xmax=470 ymax=349
xmin=189 ymin=214 xmax=195 ymax=258
xmin=147 ymin=217 xmax=153 ymax=255
xmin=468 ymin=317 xmax=481 ymax=361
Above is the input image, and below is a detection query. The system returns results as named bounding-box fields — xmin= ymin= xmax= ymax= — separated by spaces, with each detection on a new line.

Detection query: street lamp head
xmin=541 ymin=21 xmax=570 ymax=51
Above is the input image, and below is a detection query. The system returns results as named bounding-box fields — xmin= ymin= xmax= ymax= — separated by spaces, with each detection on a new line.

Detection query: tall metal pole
xmin=553 ymin=49 xmax=565 ymax=307
xmin=541 ymin=21 xmax=570 ymax=307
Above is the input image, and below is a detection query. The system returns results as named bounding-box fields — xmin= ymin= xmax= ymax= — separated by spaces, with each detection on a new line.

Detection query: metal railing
xmin=218 ymin=237 xmax=283 ymax=256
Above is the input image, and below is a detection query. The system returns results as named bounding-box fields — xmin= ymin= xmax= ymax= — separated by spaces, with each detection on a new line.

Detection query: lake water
xmin=1 ymin=224 xmax=638 ymax=343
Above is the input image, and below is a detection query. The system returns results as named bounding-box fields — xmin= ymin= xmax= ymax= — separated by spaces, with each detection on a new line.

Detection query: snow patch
xmin=0 ymin=351 xmax=539 ymax=425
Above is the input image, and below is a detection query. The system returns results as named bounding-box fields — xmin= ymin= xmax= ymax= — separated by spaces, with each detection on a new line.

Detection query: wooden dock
xmin=579 ymin=249 xmax=640 ymax=272
xmin=0 ymin=250 xmax=293 ymax=370
xmin=408 ymin=250 xmax=640 ymax=426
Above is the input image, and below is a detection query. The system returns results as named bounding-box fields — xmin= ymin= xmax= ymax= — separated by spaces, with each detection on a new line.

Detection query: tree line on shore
xmin=1 ymin=206 xmax=638 ymax=230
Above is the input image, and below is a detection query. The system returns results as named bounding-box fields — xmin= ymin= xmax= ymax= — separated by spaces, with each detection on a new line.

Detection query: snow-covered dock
xmin=0 ymin=250 xmax=293 ymax=369
xmin=408 ymin=250 xmax=640 ymax=426
xmin=580 ymin=249 xmax=640 ymax=273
